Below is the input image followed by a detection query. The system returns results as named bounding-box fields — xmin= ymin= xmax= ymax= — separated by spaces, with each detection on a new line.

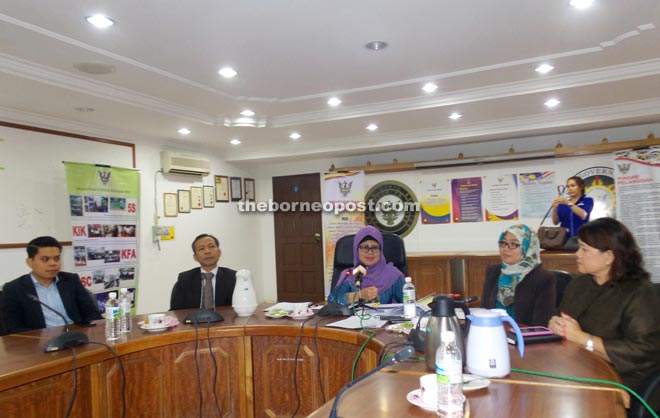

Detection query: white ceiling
xmin=1 ymin=0 xmax=660 ymax=163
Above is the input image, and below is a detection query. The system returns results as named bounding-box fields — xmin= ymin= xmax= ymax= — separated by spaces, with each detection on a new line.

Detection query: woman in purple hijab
xmin=328 ymin=225 xmax=404 ymax=305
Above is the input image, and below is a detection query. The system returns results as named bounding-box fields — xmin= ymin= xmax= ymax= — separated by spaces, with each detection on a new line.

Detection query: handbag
xmin=538 ymin=225 xmax=568 ymax=250
xmin=538 ymin=195 xmax=568 ymax=251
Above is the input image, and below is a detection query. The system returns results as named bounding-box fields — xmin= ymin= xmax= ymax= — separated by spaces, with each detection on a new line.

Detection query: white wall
xmin=2 ymin=120 xmax=659 ymax=313
xmin=246 ymin=121 xmax=660 ymax=302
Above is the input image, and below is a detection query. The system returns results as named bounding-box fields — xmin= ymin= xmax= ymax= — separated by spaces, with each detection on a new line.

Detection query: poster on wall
xmin=64 ymin=162 xmax=140 ymax=313
xmin=614 ymin=146 xmax=660 ymax=283
xmin=519 ymin=171 xmax=557 ymax=219
xmin=419 ymin=176 xmax=451 ymax=224
xmin=483 ymin=174 xmax=519 ymax=221
xmin=323 ymin=171 xmax=365 ymax=289
xmin=451 ymin=177 xmax=483 ymax=223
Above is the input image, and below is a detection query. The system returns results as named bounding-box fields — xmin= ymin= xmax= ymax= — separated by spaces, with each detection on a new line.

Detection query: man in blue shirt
xmin=0 ymin=236 xmax=101 ymax=334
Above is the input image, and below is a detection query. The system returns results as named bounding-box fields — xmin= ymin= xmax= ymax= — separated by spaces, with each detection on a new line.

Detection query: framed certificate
xmin=177 ymin=189 xmax=191 ymax=213
xmin=244 ymin=178 xmax=255 ymax=201
xmin=215 ymin=175 xmax=229 ymax=202
xmin=190 ymin=186 xmax=203 ymax=209
xmin=203 ymin=186 xmax=215 ymax=207
xmin=164 ymin=193 xmax=178 ymax=217
xmin=230 ymin=177 xmax=242 ymax=202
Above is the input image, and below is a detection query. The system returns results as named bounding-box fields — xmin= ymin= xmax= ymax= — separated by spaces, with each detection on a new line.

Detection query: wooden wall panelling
xmin=540 ymin=252 xmax=579 ymax=274
xmin=462 ymin=255 xmax=499 ymax=298
xmin=407 ymin=256 xmax=452 ymax=296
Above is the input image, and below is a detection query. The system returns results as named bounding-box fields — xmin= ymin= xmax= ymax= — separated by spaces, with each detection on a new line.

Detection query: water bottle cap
xmin=405 ymin=277 xmax=412 ymax=283
xmin=440 ymin=330 xmax=455 ymax=342
xmin=109 ymin=292 xmax=117 ymax=299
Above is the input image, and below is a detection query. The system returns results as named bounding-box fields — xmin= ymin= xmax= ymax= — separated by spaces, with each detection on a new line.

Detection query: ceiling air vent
xmin=160 ymin=151 xmax=211 ymax=176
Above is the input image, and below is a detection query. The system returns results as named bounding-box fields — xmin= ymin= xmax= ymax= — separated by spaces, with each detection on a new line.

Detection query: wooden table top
xmin=0 ymin=305 xmax=627 ymax=418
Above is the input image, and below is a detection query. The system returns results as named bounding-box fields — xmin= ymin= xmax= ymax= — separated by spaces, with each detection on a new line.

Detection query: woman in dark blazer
xmin=481 ymin=224 xmax=556 ymax=326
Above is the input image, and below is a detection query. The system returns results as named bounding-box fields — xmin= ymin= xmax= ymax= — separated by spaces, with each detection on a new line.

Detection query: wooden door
xmin=273 ymin=173 xmax=325 ymax=302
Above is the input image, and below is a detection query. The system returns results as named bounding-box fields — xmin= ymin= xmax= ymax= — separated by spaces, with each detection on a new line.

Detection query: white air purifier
xmin=232 ymin=269 xmax=258 ymax=316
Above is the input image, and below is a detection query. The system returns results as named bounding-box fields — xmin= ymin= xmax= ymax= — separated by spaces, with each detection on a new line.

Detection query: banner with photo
xmin=64 ymin=162 xmax=140 ymax=314
xmin=323 ymin=171 xmax=365 ymax=293
xmin=614 ymin=146 xmax=660 ymax=283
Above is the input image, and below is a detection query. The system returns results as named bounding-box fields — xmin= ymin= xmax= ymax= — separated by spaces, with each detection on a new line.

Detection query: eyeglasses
xmin=358 ymin=245 xmax=381 ymax=253
xmin=498 ymin=240 xmax=521 ymax=250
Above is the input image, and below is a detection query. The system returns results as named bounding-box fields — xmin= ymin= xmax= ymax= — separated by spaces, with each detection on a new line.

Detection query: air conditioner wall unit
xmin=161 ymin=151 xmax=211 ymax=176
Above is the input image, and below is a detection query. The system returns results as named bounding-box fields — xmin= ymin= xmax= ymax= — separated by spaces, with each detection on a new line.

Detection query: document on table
xmin=325 ymin=316 xmax=388 ymax=329
xmin=263 ymin=302 xmax=312 ymax=312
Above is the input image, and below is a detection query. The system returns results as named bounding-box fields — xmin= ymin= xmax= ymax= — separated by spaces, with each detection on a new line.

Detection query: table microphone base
xmin=184 ymin=309 xmax=224 ymax=324
xmin=44 ymin=331 xmax=89 ymax=352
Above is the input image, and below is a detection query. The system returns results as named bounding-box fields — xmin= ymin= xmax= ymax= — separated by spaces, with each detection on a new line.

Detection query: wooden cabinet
xmin=251 ymin=335 xmax=374 ymax=418
xmin=99 ymin=337 xmax=247 ymax=418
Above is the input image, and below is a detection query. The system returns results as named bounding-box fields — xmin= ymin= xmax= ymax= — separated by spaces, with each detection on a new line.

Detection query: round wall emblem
xmin=574 ymin=166 xmax=616 ymax=219
xmin=364 ymin=181 xmax=419 ymax=237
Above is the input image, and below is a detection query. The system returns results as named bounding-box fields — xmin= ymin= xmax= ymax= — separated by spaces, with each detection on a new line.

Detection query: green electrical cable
xmin=511 ymin=367 xmax=658 ymax=418
xmin=346 ymin=290 xmax=378 ymax=381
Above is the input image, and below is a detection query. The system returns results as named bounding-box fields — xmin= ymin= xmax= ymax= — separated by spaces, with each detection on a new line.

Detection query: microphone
xmin=329 ymin=346 xmax=414 ymax=418
xmin=352 ymin=265 xmax=366 ymax=289
xmin=27 ymin=294 xmax=89 ymax=352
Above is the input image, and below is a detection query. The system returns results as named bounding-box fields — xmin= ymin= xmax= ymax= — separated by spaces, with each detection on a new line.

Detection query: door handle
xmin=314 ymin=233 xmax=321 ymax=242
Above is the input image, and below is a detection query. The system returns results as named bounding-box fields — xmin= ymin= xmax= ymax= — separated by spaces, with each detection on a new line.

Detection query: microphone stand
xmin=329 ymin=346 xmax=414 ymax=418
xmin=351 ymin=274 xmax=376 ymax=314
xmin=28 ymin=295 xmax=89 ymax=352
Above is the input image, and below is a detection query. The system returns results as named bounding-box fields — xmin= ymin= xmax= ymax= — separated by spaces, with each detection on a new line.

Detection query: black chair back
xmin=329 ymin=233 xmax=408 ymax=291
xmin=548 ymin=269 xmax=574 ymax=307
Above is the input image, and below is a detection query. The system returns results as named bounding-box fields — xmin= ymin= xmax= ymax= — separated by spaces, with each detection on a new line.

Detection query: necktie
xmin=202 ymin=272 xmax=214 ymax=309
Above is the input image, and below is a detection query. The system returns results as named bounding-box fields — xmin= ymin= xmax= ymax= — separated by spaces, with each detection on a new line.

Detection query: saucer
xmin=138 ymin=316 xmax=178 ymax=332
xmin=406 ymin=389 xmax=435 ymax=412
xmin=463 ymin=374 xmax=491 ymax=391
xmin=287 ymin=310 xmax=315 ymax=320
xmin=265 ymin=310 xmax=288 ymax=319
xmin=385 ymin=323 xmax=413 ymax=335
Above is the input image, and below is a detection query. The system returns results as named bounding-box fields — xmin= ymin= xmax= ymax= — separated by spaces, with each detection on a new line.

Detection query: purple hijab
xmin=336 ymin=225 xmax=403 ymax=293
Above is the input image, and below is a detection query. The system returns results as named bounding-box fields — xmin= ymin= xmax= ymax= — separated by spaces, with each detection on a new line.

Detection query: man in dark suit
xmin=1 ymin=236 xmax=101 ymax=334
xmin=170 ymin=234 xmax=237 ymax=310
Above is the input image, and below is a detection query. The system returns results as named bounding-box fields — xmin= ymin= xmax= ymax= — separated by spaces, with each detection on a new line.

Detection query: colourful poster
xmin=419 ymin=176 xmax=451 ymax=224
xmin=483 ymin=174 xmax=519 ymax=221
xmin=451 ymin=177 xmax=483 ymax=223
xmin=64 ymin=162 xmax=140 ymax=314
xmin=519 ymin=171 xmax=557 ymax=219
xmin=615 ymin=146 xmax=660 ymax=283
xmin=323 ymin=172 xmax=365 ymax=292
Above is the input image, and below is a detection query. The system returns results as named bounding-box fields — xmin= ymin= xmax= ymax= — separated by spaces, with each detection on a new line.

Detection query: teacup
xmin=420 ymin=373 xmax=437 ymax=406
xmin=147 ymin=313 xmax=166 ymax=326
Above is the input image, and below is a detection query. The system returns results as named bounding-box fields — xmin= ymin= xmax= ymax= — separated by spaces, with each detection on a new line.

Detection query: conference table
xmin=0 ymin=305 xmax=627 ymax=418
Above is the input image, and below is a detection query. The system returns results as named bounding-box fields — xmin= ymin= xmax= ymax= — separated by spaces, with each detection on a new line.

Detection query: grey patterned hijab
xmin=497 ymin=224 xmax=541 ymax=307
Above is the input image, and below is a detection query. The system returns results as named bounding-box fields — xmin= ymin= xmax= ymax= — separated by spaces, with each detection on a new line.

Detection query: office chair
xmin=329 ymin=232 xmax=408 ymax=291
xmin=547 ymin=269 xmax=574 ymax=308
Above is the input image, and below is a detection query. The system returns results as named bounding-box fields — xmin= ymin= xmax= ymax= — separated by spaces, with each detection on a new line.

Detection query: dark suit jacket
xmin=480 ymin=264 xmax=556 ymax=326
xmin=0 ymin=272 xmax=102 ymax=334
xmin=170 ymin=267 xmax=237 ymax=310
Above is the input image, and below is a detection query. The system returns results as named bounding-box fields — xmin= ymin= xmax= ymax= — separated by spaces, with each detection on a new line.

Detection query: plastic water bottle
xmin=436 ymin=330 xmax=464 ymax=418
xmin=105 ymin=292 xmax=120 ymax=341
xmin=402 ymin=277 xmax=416 ymax=319
xmin=119 ymin=288 xmax=132 ymax=333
